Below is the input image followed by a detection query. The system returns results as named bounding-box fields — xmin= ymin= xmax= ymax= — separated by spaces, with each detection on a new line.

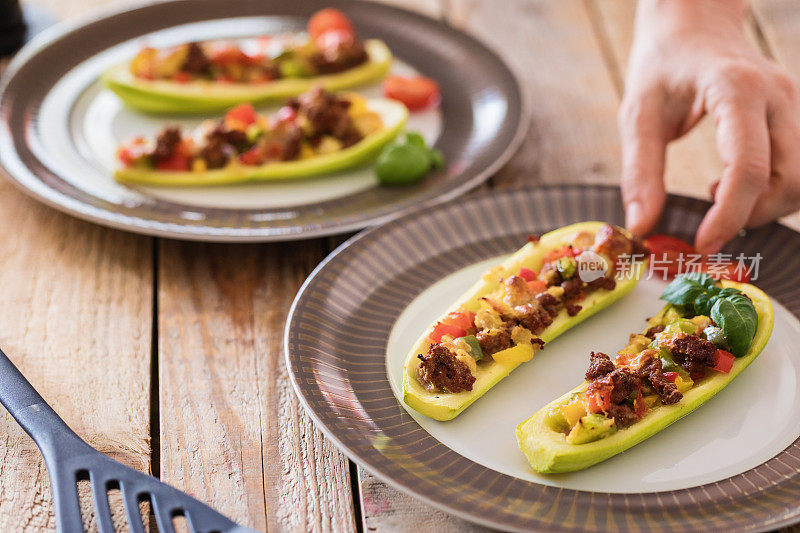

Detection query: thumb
xmin=618 ymin=93 xmax=669 ymax=236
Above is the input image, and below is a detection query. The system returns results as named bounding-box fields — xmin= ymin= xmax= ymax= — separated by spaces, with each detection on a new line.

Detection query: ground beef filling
xmin=200 ymin=125 xmax=249 ymax=169
xmin=585 ymin=351 xmax=616 ymax=380
xmin=290 ymin=87 xmax=363 ymax=147
xmin=417 ymin=344 xmax=475 ymax=393
xmin=182 ymin=42 xmax=212 ymax=75
xmin=514 ymin=302 xmax=554 ymax=334
xmin=143 ymin=88 xmax=360 ymax=169
xmin=476 ymin=328 xmax=512 ymax=357
xmin=151 ymin=127 xmax=182 ymax=165
xmin=309 ymin=36 xmax=369 ymax=74
xmin=669 ymin=333 xmax=717 ymax=374
xmin=584 ymin=349 xmax=683 ymax=428
xmin=638 ymin=353 xmax=683 ymax=405
xmin=644 ymin=324 xmax=665 ymax=339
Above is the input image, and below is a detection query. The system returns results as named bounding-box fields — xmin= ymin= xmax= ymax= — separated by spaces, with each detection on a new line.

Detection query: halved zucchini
xmin=516 ymin=281 xmax=774 ymax=473
xmin=103 ymin=39 xmax=393 ymax=114
xmin=402 ymin=222 xmax=646 ymax=421
xmin=114 ymin=97 xmax=407 ymax=187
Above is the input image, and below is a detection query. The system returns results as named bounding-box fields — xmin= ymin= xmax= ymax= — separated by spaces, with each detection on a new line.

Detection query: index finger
xmin=695 ymin=99 xmax=770 ymax=253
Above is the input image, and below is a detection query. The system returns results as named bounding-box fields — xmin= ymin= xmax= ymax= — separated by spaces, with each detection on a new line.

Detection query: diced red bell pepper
xmin=712 ymin=349 xmax=735 ymax=374
xmin=587 ymin=387 xmax=611 ymax=414
xmin=664 ymin=372 xmax=679 ymax=383
xmin=429 ymin=322 xmax=467 ymax=343
xmin=172 ymin=71 xmax=191 ymax=83
xmin=634 ymin=388 xmax=646 ymax=418
xmin=239 ymin=147 xmax=263 ymax=166
xmin=542 ymin=245 xmax=581 ymax=264
xmin=117 ymin=147 xmax=136 ymax=166
xmin=441 ymin=311 xmax=475 ymax=331
xmin=117 ymin=137 xmax=148 ymax=166
xmin=527 ymin=280 xmax=548 ymax=294
xmin=226 ymin=103 xmax=257 ymax=126
xmin=155 ymin=153 xmax=190 ymax=171
xmin=518 ymin=267 xmax=536 ymax=282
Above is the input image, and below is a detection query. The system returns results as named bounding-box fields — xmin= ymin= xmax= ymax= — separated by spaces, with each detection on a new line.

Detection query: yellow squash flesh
xmin=516 ymin=281 xmax=774 ymax=473
xmin=102 ymin=39 xmax=393 ymax=114
xmin=402 ymin=221 xmax=646 ymax=421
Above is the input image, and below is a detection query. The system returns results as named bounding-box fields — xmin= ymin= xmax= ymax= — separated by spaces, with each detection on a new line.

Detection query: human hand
xmin=619 ymin=0 xmax=800 ymax=254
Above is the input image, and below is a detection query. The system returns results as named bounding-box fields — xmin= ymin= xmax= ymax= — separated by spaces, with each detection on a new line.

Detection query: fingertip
xmin=696 ymin=237 xmax=725 ymax=255
xmin=624 ymin=200 xmax=654 ymax=236
xmin=695 ymin=204 xmax=737 ymax=254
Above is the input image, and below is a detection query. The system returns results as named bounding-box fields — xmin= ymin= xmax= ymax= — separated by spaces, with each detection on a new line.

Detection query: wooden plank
xmin=0 ymin=178 xmax=153 ymax=530
xmin=442 ymin=0 xmax=622 ymax=189
xmin=157 ymin=240 xmax=356 ymax=532
xmin=359 ymin=471 xmax=491 ymax=532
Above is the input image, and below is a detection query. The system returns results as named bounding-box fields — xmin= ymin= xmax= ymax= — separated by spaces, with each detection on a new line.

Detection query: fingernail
xmin=699 ymin=239 xmax=725 ymax=255
xmin=625 ymin=201 xmax=643 ymax=232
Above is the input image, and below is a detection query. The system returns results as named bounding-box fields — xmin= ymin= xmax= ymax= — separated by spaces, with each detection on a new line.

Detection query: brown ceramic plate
xmin=286 ymin=185 xmax=800 ymax=532
xmin=0 ymin=0 xmax=524 ymax=242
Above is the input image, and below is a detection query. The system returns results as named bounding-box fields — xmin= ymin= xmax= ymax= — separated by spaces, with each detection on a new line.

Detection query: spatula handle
xmin=0 ymin=347 xmax=80 ymax=449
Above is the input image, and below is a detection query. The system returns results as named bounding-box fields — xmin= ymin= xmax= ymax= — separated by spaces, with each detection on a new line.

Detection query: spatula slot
xmin=75 ymin=470 xmax=92 ymax=531
xmin=172 ymin=509 xmax=191 ymax=533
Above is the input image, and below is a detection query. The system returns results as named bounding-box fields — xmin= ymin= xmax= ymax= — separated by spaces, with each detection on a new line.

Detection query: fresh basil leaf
xmin=682 ymin=272 xmax=716 ymax=290
xmin=711 ymin=294 xmax=757 ymax=357
xmin=694 ymin=292 xmax=717 ymax=316
xmin=717 ymin=287 xmax=741 ymax=298
xmin=660 ymin=278 xmax=705 ymax=306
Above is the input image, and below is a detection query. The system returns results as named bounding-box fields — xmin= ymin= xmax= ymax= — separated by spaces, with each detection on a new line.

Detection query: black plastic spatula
xmin=0 ymin=347 xmax=255 ymax=533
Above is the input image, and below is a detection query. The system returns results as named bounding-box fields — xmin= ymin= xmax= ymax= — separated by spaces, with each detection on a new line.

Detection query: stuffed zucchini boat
xmin=516 ymin=273 xmax=774 ymax=473
xmin=114 ymin=87 xmax=407 ymax=186
xmin=403 ymin=222 xmax=649 ymax=421
xmin=103 ymin=9 xmax=392 ymax=113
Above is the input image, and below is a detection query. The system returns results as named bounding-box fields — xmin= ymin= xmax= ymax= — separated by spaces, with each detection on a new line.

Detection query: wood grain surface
xmin=2 ymin=0 xmax=800 ymax=532
xmin=157 ymin=240 xmax=356 ymax=532
xmin=0 ymin=178 xmax=153 ymax=530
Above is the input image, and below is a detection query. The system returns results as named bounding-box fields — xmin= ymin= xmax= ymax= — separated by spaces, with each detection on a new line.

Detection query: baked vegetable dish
xmin=516 ymin=273 xmax=774 ymax=473
xmin=115 ymin=87 xmax=407 ymax=186
xmin=403 ymin=222 xmax=649 ymax=421
xmin=103 ymin=8 xmax=392 ymax=113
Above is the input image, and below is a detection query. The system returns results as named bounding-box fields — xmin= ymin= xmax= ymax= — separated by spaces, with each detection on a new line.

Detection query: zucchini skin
xmin=402 ymin=222 xmax=646 ymax=421
xmin=102 ymin=39 xmax=393 ymax=114
xmin=515 ymin=281 xmax=774 ymax=473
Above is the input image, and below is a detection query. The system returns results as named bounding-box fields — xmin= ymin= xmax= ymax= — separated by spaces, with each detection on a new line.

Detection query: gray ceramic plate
xmin=286 ymin=185 xmax=800 ymax=532
xmin=0 ymin=0 xmax=524 ymax=242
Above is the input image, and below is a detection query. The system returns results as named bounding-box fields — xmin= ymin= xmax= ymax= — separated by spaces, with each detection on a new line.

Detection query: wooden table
xmin=2 ymin=0 xmax=799 ymax=531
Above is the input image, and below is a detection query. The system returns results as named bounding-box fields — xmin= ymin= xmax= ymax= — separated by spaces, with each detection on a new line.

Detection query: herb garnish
xmin=660 ymin=273 xmax=757 ymax=356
